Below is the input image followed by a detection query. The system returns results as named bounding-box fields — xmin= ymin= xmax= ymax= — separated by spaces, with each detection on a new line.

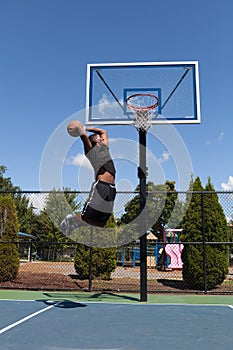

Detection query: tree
xmin=0 ymin=195 xmax=20 ymax=282
xmin=74 ymin=213 xmax=117 ymax=280
xmin=74 ymin=243 xmax=117 ymax=280
xmin=14 ymin=193 xmax=37 ymax=233
xmin=150 ymin=181 xmax=183 ymax=241
xmin=0 ymin=165 xmax=36 ymax=233
xmin=119 ymin=181 xmax=182 ymax=242
xmin=31 ymin=210 xmax=56 ymax=260
xmin=0 ymin=166 xmax=20 ymax=191
xmin=31 ymin=189 xmax=80 ymax=260
xmin=47 ymin=189 xmax=83 ymax=258
xmin=45 ymin=189 xmax=81 ymax=229
xmin=203 ymin=178 xmax=229 ymax=287
xmin=181 ymin=177 xmax=204 ymax=289
xmin=181 ymin=177 xmax=229 ymax=290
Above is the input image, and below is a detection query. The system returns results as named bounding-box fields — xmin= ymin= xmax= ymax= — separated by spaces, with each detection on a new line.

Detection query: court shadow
xmin=90 ymin=292 xmax=140 ymax=302
xmin=42 ymin=291 xmax=140 ymax=303
xmin=157 ymin=279 xmax=186 ymax=290
xmin=37 ymin=299 xmax=87 ymax=308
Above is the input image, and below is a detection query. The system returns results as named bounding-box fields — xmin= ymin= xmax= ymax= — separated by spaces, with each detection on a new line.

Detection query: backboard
xmin=85 ymin=61 xmax=201 ymax=125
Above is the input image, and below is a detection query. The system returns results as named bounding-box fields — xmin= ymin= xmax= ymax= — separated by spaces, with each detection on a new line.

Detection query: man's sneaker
xmin=59 ymin=214 xmax=80 ymax=235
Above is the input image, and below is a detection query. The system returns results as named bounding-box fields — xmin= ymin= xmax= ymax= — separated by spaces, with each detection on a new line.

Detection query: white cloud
xmin=109 ymin=137 xmax=118 ymax=144
xmin=66 ymin=153 xmax=92 ymax=169
xmin=97 ymin=94 xmax=124 ymax=119
xmin=28 ymin=193 xmax=48 ymax=213
xmin=217 ymin=131 xmax=224 ymax=141
xmin=158 ymin=151 xmax=170 ymax=164
xmin=98 ymin=94 xmax=110 ymax=114
xmin=221 ymin=176 xmax=233 ymax=191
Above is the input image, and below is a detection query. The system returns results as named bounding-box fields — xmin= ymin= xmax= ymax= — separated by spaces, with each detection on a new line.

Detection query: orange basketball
xmin=67 ymin=120 xmax=85 ymax=137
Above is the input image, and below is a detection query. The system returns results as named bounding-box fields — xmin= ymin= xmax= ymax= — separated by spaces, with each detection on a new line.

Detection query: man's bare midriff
xmin=97 ymin=170 xmax=115 ymax=184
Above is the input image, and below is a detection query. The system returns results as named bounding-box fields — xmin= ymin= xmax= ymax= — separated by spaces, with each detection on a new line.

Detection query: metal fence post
xmin=201 ymin=192 xmax=207 ymax=293
xmin=89 ymin=227 xmax=93 ymax=292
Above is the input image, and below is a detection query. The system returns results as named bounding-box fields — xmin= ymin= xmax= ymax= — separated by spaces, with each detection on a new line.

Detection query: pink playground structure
xmin=164 ymin=229 xmax=184 ymax=270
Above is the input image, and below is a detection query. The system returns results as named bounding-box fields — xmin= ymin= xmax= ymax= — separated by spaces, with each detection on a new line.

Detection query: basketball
xmin=67 ymin=120 xmax=85 ymax=137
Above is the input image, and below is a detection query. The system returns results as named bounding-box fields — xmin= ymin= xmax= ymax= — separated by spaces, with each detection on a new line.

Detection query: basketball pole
xmin=93 ymin=70 xmax=149 ymax=300
xmin=138 ymin=128 xmax=147 ymax=302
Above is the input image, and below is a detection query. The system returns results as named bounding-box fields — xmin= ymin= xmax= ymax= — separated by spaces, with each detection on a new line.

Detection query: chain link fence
xmin=0 ymin=191 xmax=233 ymax=294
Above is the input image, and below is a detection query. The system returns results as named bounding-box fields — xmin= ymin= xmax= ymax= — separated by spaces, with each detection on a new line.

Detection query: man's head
xmin=89 ymin=134 xmax=103 ymax=147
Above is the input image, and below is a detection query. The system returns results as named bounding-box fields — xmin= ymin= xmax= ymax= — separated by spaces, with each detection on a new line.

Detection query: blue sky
xmin=1 ymin=0 xmax=233 ymax=193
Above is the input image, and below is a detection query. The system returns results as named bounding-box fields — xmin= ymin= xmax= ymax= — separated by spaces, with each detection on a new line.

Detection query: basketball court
xmin=0 ymin=291 xmax=233 ymax=350
xmin=4 ymin=60 xmax=231 ymax=349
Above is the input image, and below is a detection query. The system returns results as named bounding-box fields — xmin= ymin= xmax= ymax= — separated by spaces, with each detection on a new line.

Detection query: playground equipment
xmin=121 ymin=229 xmax=183 ymax=269
xmin=164 ymin=229 xmax=183 ymax=269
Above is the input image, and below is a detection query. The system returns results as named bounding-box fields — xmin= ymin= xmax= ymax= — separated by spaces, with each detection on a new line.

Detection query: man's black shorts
xmin=81 ymin=180 xmax=116 ymax=226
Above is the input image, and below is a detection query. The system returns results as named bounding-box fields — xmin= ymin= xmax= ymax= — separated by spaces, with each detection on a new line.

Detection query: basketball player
xmin=60 ymin=126 xmax=116 ymax=235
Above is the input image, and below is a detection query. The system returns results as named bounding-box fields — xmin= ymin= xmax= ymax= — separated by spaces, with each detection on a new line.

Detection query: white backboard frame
xmin=85 ymin=61 xmax=201 ymax=125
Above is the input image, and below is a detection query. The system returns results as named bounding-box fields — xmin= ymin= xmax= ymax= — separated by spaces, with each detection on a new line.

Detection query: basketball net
xmin=134 ymin=110 xmax=154 ymax=131
xmin=126 ymin=93 xmax=159 ymax=131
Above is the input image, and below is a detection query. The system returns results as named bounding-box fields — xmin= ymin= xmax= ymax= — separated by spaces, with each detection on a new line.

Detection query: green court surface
xmin=1 ymin=289 xmax=233 ymax=305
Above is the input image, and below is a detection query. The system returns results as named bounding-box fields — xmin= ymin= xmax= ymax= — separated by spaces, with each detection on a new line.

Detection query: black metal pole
xmin=201 ymin=192 xmax=207 ymax=293
xmin=89 ymin=227 xmax=93 ymax=292
xmin=139 ymin=129 xmax=147 ymax=302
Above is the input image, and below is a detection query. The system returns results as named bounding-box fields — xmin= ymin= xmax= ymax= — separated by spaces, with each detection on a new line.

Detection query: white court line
xmin=1 ymin=299 xmax=232 ymax=307
xmin=82 ymin=301 xmax=233 ymax=307
xmin=0 ymin=301 xmax=61 ymax=334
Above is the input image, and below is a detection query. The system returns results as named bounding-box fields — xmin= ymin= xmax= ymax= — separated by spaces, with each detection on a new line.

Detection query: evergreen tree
xmin=0 ymin=195 xmax=20 ymax=282
xmin=181 ymin=177 xmax=229 ymax=290
xmin=181 ymin=177 xmax=206 ymax=289
xmin=203 ymin=178 xmax=229 ymax=288
xmin=0 ymin=166 xmax=20 ymax=191
xmin=0 ymin=165 xmax=36 ymax=233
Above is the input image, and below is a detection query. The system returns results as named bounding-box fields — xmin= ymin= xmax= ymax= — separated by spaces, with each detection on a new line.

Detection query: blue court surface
xmin=0 ymin=291 xmax=233 ymax=350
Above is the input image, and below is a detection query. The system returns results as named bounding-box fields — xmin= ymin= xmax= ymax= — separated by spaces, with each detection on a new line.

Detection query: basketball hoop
xmin=126 ymin=93 xmax=159 ymax=131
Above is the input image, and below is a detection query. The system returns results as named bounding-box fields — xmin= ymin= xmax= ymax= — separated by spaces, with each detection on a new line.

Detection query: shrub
xmin=0 ymin=195 xmax=20 ymax=282
xmin=74 ymin=244 xmax=117 ymax=280
xmin=74 ymin=216 xmax=117 ymax=280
